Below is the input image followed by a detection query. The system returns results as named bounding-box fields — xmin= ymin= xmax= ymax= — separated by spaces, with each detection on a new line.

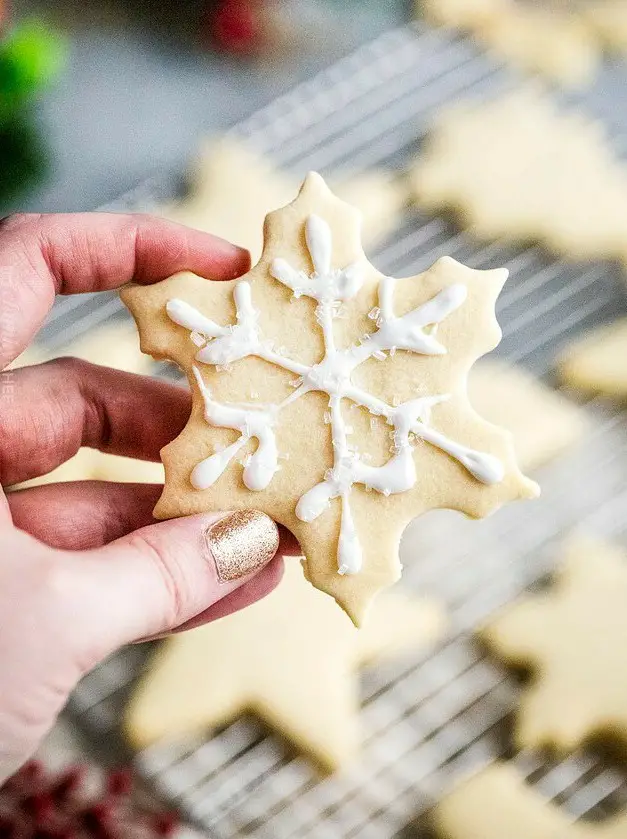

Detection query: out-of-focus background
xmin=4 ymin=1 xmax=627 ymax=838
xmin=2 ymin=0 xmax=403 ymax=212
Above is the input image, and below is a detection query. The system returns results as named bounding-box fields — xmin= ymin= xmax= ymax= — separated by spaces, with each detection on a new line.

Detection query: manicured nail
xmin=206 ymin=510 xmax=279 ymax=582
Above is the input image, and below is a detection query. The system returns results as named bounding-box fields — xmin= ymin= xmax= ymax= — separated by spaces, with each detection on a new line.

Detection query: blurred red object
xmin=0 ymin=760 xmax=179 ymax=837
xmin=209 ymin=0 xmax=266 ymax=55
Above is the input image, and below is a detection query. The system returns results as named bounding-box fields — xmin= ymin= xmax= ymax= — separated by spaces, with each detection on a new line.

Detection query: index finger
xmin=0 ymin=212 xmax=251 ymax=367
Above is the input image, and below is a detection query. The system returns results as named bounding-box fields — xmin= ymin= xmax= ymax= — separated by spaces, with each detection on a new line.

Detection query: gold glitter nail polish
xmin=207 ymin=510 xmax=280 ymax=583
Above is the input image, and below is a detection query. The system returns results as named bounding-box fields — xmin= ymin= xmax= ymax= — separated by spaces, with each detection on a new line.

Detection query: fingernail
xmin=206 ymin=510 xmax=279 ymax=582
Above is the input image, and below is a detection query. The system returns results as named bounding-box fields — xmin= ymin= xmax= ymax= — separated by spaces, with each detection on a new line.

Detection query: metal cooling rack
xmin=43 ymin=20 xmax=627 ymax=839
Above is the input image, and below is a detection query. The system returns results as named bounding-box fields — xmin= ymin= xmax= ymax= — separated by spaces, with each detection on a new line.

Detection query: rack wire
xmin=47 ymin=20 xmax=627 ymax=838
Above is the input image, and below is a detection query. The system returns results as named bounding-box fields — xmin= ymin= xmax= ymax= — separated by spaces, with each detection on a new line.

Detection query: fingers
xmin=0 ymin=359 xmax=191 ymax=486
xmin=70 ymin=510 xmax=282 ymax=656
xmin=8 ymin=478 xmax=303 ymax=557
xmin=0 ymin=212 xmax=251 ymax=366
xmin=7 ymin=481 xmax=162 ymax=550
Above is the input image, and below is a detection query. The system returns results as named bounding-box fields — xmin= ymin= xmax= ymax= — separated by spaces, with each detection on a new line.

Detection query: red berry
xmin=52 ymin=767 xmax=85 ymax=803
xmin=22 ymin=791 xmax=55 ymax=823
xmin=21 ymin=761 xmax=44 ymax=781
xmin=80 ymin=801 xmax=112 ymax=834
xmin=0 ymin=813 xmax=17 ymax=838
xmin=105 ymin=768 xmax=133 ymax=798
xmin=152 ymin=812 xmax=179 ymax=836
xmin=211 ymin=0 xmax=262 ymax=55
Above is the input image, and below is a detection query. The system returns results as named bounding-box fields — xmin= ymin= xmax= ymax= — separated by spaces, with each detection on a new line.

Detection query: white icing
xmin=167 ymin=214 xmax=505 ymax=577
xmin=191 ymin=367 xmax=280 ymax=492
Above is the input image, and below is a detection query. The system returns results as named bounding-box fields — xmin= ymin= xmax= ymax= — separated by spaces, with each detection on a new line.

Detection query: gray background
xmin=10 ymin=0 xmax=403 ymax=213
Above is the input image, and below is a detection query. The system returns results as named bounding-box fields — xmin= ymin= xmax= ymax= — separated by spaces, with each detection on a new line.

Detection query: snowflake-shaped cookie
xmin=433 ymin=762 xmax=627 ymax=839
xmin=123 ymin=172 xmax=537 ymax=623
xmin=482 ymin=538 xmax=627 ymax=754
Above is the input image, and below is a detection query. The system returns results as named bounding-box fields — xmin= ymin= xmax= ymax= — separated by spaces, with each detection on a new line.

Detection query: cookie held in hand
xmin=123 ymin=172 xmax=537 ymax=624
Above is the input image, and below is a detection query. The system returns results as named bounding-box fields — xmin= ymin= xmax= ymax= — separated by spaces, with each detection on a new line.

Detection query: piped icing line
xmin=168 ymin=213 xmax=504 ymax=576
xmin=191 ymin=367 xmax=280 ymax=492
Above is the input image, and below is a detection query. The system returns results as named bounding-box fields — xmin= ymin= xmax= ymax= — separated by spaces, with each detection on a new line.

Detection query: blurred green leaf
xmin=0 ymin=19 xmax=67 ymax=123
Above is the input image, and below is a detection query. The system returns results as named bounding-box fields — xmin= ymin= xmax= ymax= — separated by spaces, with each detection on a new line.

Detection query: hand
xmin=0 ymin=213 xmax=289 ymax=782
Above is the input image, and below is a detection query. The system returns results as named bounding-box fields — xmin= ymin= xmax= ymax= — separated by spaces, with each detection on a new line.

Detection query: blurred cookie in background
xmin=418 ymin=0 xmax=599 ymax=87
xmin=411 ymin=88 xmax=627 ymax=265
xmin=469 ymin=361 xmax=587 ymax=473
xmin=480 ymin=538 xmax=627 ymax=755
xmin=585 ymin=1 xmax=627 ymax=57
xmin=125 ymin=560 xmax=446 ymax=772
xmin=431 ymin=760 xmax=627 ymax=839
xmin=559 ymin=318 xmax=627 ymax=400
xmin=162 ymin=136 xmax=409 ymax=263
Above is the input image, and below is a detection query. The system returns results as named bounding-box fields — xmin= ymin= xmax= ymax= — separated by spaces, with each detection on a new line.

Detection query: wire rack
xmin=43 ymin=20 xmax=627 ymax=839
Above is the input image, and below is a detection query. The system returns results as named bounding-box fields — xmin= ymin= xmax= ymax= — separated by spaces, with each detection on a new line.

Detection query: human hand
xmin=0 ymin=213 xmax=288 ymax=782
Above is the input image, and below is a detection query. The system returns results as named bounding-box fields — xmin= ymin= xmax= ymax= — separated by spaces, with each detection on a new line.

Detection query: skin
xmin=0 ymin=212 xmax=297 ymax=783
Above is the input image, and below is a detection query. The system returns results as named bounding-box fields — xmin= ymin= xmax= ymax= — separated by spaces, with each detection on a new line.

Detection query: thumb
xmin=72 ymin=510 xmax=280 ymax=656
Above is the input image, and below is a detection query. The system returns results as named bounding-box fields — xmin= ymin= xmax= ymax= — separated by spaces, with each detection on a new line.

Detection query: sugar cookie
xmin=412 ymin=88 xmax=627 ymax=265
xmin=469 ymin=362 xmax=586 ymax=472
xmin=558 ymin=319 xmax=627 ymax=400
xmin=162 ymin=137 xmax=408 ymax=263
xmin=125 ymin=559 xmax=445 ymax=771
xmin=123 ymin=172 xmax=537 ymax=623
xmin=419 ymin=0 xmax=599 ymax=87
xmin=585 ymin=1 xmax=627 ymax=56
xmin=419 ymin=0 xmax=505 ymax=29
xmin=433 ymin=761 xmax=627 ymax=839
xmin=481 ymin=538 xmax=627 ymax=754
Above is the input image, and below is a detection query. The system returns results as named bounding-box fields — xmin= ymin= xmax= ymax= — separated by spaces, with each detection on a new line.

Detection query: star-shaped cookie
xmin=125 ymin=559 xmax=445 ymax=771
xmin=433 ymin=762 xmax=627 ymax=839
xmin=162 ymin=137 xmax=408 ymax=263
xmin=585 ymin=1 xmax=627 ymax=56
xmin=559 ymin=319 xmax=627 ymax=400
xmin=419 ymin=0 xmax=599 ymax=87
xmin=469 ymin=362 xmax=586 ymax=473
xmin=123 ymin=172 xmax=537 ymax=624
xmin=481 ymin=538 xmax=627 ymax=754
xmin=411 ymin=87 xmax=627 ymax=266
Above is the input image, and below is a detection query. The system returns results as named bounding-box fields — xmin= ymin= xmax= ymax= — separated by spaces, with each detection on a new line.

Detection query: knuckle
xmin=0 ymin=212 xmax=43 ymax=233
xmin=48 ymin=355 xmax=89 ymax=377
xmin=44 ymin=356 xmax=114 ymax=451
xmin=127 ymin=531 xmax=187 ymax=630
xmin=129 ymin=211 xmax=153 ymax=227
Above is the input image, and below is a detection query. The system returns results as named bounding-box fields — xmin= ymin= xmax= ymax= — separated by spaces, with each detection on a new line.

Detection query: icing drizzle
xmin=167 ymin=214 xmax=504 ymax=576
